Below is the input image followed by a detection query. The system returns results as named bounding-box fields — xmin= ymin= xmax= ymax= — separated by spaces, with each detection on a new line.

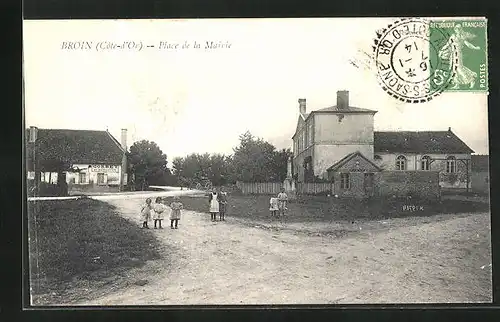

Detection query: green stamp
xmin=430 ymin=19 xmax=488 ymax=92
xmin=373 ymin=18 xmax=487 ymax=103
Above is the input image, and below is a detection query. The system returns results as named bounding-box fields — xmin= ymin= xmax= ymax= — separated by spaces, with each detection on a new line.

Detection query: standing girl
xmin=218 ymin=187 xmax=228 ymax=221
xmin=169 ymin=196 xmax=183 ymax=229
xmin=277 ymin=188 xmax=288 ymax=216
xmin=269 ymin=197 xmax=279 ymax=218
xmin=153 ymin=196 xmax=167 ymax=229
xmin=208 ymin=188 xmax=219 ymax=222
xmin=140 ymin=198 xmax=153 ymax=228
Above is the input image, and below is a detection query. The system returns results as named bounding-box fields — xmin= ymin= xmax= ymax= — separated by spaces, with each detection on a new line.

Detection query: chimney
xmin=337 ymin=90 xmax=349 ymax=110
xmin=28 ymin=126 xmax=38 ymax=143
xmin=120 ymin=129 xmax=127 ymax=151
xmin=298 ymin=98 xmax=306 ymax=115
xmin=448 ymin=127 xmax=452 ymax=132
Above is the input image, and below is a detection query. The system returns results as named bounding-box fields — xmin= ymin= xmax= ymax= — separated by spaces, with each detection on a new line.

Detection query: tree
xmin=272 ymin=148 xmax=293 ymax=182
xmin=127 ymin=140 xmax=170 ymax=190
xmin=232 ymin=131 xmax=281 ymax=182
xmin=208 ymin=153 xmax=231 ymax=186
xmin=172 ymin=153 xmax=232 ymax=187
xmin=171 ymin=131 xmax=289 ymax=186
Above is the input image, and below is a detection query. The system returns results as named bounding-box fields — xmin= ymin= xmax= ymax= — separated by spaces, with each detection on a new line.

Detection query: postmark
xmin=373 ymin=18 xmax=458 ymax=103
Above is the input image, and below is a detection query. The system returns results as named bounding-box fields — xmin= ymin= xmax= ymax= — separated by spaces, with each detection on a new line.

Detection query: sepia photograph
xmin=23 ymin=17 xmax=491 ymax=306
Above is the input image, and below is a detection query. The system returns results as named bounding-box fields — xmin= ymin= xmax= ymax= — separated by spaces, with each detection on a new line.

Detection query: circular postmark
xmin=373 ymin=18 xmax=458 ymax=103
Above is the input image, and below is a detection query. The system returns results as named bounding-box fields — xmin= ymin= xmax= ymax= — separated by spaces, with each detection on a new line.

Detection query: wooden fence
xmin=236 ymin=182 xmax=283 ymax=195
xmin=236 ymin=181 xmax=334 ymax=195
xmin=296 ymin=182 xmax=334 ymax=195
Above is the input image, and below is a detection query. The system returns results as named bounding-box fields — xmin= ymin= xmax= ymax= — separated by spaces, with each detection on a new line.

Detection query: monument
xmin=283 ymin=156 xmax=296 ymax=199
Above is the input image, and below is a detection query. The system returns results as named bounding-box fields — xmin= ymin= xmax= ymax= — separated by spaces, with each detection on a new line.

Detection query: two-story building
xmin=292 ymin=91 xmax=377 ymax=182
xmin=292 ymin=91 xmax=474 ymax=192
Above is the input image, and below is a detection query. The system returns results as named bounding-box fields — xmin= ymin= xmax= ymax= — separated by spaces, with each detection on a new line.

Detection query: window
xmin=302 ymin=132 xmax=306 ymax=150
xmin=421 ymin=156 xmax=431 ymax=171
xmin=396 ymin=155 xmax=407 ymax=171
xmin=79 ymin=172 xmax=87 ymax=184
xmin=446 ymin=156 xmax=456 ymax=173
xmin=308 ymin=123 xmax=313 ymax=146
xmin=97 ymin=173 xmax=107 ymax=185
xmin=340 ymin=173 xmax=350 ymax=189
xmin=374 ymin=155 xmax=382 ymax=161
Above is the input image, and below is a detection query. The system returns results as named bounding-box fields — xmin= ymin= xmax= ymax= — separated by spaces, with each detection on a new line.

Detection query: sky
xmin=23 ymin=18 xmax=489 ymax=163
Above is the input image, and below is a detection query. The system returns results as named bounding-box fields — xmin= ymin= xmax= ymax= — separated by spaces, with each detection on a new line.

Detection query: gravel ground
xmin=65 ymin=196 xmax=492 ymax=305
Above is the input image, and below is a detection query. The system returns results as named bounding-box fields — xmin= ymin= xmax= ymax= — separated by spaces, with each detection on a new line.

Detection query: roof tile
xmin=26 ymin=129 xmax=124 ymax=165
xmin=374 ymin=131 xmax=474 ymax=154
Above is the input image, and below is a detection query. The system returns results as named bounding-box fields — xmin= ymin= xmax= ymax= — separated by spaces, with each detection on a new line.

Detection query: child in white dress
xmin=269 ymin=197 xmax=279 ymax=217
xmin=140 ymin=198 xmax=153 ymax=229
xmin=208 ymin=189 xmax=219 ymax=222
xmin=153 ymin=196 xmax=167 ymax=229
xmin=170 ymin=196 xmax=183 ymax=229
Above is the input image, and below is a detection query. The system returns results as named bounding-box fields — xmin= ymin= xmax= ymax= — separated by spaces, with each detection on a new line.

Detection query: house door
xmin=363 ymin=172 xmax=374 ymax=197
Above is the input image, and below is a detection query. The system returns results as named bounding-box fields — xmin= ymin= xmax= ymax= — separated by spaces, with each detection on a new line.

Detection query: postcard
xmin=23 ymin=17 xmax=490 ymax=306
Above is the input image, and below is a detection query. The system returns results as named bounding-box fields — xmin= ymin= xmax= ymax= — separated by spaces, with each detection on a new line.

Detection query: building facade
xmin=291 ymin=91 xmax=474 ymax=193
xmin=292 ymin=91 xmax=377 ymax=182
xmin=26 ymin=127 xmax=128 ymax=195
xmin=373 ymin=131 xmax=474 ymax=190
xmin=471 ymin=154 xmax=490 ymax=194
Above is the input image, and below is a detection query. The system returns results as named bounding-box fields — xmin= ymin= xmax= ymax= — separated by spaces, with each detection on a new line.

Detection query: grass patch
xmin=174 ymin=194 xmax=490 ymax=224
xmin=28 ymin=198 xmax=161 ymax=305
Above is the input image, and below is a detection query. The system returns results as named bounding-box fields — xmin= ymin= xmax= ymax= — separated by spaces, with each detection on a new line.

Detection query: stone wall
xmin=374 ymin=171 xmax=440 ymax=201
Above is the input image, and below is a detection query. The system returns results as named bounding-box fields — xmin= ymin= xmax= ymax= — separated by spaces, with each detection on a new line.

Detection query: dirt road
xmin=76 ymin=197 xmax=492 ymax=305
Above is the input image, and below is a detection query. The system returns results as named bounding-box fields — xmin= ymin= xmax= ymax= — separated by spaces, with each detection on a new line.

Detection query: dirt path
xmin=76 ymin=198 xmax=492 ymax=305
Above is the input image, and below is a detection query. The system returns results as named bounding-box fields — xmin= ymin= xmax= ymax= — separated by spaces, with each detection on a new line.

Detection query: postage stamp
xmin=373 ymin=18 xmax=487 ymax=103
xmin=429 ymin=18 xmax=488 ymax=92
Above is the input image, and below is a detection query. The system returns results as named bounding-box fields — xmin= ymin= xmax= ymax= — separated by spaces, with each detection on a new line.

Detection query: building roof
xmin=326 ymin=151 xmax=381 ymax=172
xmin=26 ymin=128 xmax=124 ymax=165
xmin=471 ymin=155 xmax=489 ymax=172
xmin=316 ymin=105 xmax=378 ymax=114
xmin=374 ymin=130 xmax=474 ymax=154
xmin=293 ymin=105 xmax=377 ymax=138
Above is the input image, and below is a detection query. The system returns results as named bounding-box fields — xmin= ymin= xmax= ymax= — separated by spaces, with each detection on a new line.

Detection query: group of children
xmin=139 ymin=187 xmax=289 ymax=229
xmin=269 ymin=188 xmax=288 ymax=218
xmin=208 ymin=188 xmax=228 ymax=222
xmin=140 ymin=196 xmax=184 ymax=229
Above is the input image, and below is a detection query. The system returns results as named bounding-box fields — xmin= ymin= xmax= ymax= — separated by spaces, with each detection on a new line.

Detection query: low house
xmin=471 ymin=155 xmax=489 ymax=194
xmin=326 ymin=151 xmax=381 ymax=198
xmin=26 ymin=127 xmax=128 ymax=195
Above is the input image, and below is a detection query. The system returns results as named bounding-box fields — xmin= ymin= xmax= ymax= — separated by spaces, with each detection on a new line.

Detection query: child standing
xmin=269 ymin=197 xmax=279 ymax=217
xmin=217 ymin=188 xmax=228 ymax=221
xmin=277 ymin=188 xmax=288 ymax=216
xmin=153 ymin=196 xmax=167 ymax=229
xmin=169 ymin=196 xmax=183 ymax=229
xmin=140 ymin=198 xmax=153 ymax=228
xmin=208 ymin=188 xmax=219 ymax=222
